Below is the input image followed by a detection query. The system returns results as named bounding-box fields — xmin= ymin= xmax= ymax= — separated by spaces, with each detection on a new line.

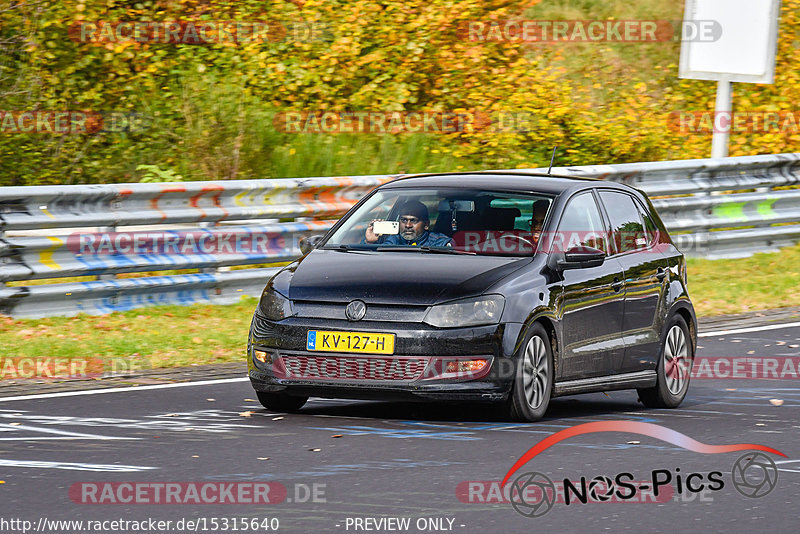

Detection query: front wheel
xmin=508 ymin=323 xmax=554 ymax=422
xmin=256 ymin=391 xmax=308 ymax=412
xmin=638 ymin=315 xmax=693 ymax=408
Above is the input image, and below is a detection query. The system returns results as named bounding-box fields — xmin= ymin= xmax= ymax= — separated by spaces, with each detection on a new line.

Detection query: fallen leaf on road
xmin=206 ymin=398 xmax=216 ymax=402
xmin=257 ymin=457 xmax=270 ymax=460
xmin=272 ymin=416 xmax=284 ymax=421
xmin=769 ymin=399 xmax=784 ymax=406
xmin=9 ymin=422 xmax=21 ymax=426
xmin=309 ymin=448 xmax=321 ymax=452
xmin=627 ymin=440 xmax=640 ymax=445
xmin=239 ymin=411 xmax=254 ymax=417
xmin=755 ymin=423 xmax=766 ymax=426
xmin=331 ymin=434 xmax=343 ymax=438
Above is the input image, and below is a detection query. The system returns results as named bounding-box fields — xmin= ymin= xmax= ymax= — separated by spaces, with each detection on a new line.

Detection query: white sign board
xmin=679 ymin=0 xmax=781 ymax=83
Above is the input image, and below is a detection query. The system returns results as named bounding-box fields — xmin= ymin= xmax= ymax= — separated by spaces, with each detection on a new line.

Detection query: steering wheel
xmin=500 ymin=234 xmax=535 ymax=249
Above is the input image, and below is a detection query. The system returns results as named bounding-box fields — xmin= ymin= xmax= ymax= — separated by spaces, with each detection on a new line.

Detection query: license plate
xmin=306 ymin=331 xmax=395 ymax=355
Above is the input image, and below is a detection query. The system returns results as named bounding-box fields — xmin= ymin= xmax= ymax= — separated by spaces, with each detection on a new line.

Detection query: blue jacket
xmin=365 ymin=230 xmax=452 ymax=247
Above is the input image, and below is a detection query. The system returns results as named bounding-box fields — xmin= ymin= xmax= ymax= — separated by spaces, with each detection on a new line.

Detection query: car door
xmin=553 ymin=191 xmax=626 ymax=380
xmin=598 ymin=190 xmax=668 ymax=374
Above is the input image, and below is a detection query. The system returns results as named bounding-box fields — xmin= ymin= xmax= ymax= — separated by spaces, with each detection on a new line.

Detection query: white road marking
xmin=776 ymin=459 xmax=800 ymax=474
xmin=0 ymin=377 xmax=249 ymax=403
xmin=699 ymin=322 xmax=800 ymax=338
xmin=0 ymin=423 xmax=138 ymax=440
xmin=0 ymin=459 xmax=157 ymax=472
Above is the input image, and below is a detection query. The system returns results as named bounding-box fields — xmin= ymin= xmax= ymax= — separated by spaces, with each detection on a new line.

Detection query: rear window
xmin=599 ymin=190 xmax=648 ymax=254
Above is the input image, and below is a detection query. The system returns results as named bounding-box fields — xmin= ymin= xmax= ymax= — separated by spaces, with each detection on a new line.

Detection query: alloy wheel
xmin=523 ymin=336 xmax=549 ymax=409
xmin=664 ymin=324 xmax=690 ymax=395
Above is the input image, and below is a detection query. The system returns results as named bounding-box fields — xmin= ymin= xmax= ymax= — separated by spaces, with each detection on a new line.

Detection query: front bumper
xmin=247 ymin=312 xmax=524 ymax=402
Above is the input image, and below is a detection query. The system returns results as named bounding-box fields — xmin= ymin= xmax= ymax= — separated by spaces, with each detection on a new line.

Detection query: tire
xmin=256 ymin=391 xmax=308 ymax=412
xmin=638 ymin=315 xmax=693 ymax=408
xmin=508 ymin=323 xmax=554 ymax=422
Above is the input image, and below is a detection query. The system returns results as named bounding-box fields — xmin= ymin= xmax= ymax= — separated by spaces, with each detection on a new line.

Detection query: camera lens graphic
xmin=731 ymin=452 xmax=778 ymax=498
xmin=588 ymin=475 xmax=615 ymax=502
xmin=509 ymin=472 xmax=556 ymax=518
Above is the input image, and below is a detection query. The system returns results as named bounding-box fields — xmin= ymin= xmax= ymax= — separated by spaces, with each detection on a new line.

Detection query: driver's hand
xmin=365 ymin=219 xmax=383 ymax=243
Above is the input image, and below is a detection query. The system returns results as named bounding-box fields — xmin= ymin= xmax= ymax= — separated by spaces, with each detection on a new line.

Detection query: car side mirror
xmin=299 ymin=235 xmax=324 ymax=255
xmin=557 ymin=246 xmax=605 ymax=270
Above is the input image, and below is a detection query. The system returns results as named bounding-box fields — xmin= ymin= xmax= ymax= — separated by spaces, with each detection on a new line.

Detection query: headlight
xmin=259 ymin=288 xmax=293 ymax=321
xmin=423 ymin=295 xmax=505 ymax=328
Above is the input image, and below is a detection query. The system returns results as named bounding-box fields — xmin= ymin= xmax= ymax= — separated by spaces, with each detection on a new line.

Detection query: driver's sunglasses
xmin=399 ymin=216 xmax=421 ymax=225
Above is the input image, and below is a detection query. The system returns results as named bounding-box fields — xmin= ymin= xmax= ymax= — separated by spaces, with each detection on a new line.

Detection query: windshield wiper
xmin=376 ymin=246 xmax=475 ymax=255
xmin=322 ymin=244 xmax=367 ymax=252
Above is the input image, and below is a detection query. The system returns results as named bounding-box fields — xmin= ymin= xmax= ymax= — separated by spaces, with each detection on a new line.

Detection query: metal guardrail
xmin=525 ymin=152 xmax=800 ymax=258
xmin=0 ymin=175 xmax=397 ymax=318
xmin=1 ymin=154 xmax=799 ymax=318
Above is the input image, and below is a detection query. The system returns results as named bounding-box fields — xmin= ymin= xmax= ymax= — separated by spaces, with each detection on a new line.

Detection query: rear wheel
xmin=508 ymin=323 xmax=553 ymax=422
xmin=638 ymin=315 xmax=693 ymax=408
xmin=256 ymin=391 xmax=308 ymax=412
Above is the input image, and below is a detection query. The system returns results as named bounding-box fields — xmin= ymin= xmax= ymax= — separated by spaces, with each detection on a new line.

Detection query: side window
xmin=599 ymin=191 xmax=646 ymax=253
xmin=635 ymin=199 xmax=659 ymax=247
xmin=556 ymin=192 xmax=609 ymax=253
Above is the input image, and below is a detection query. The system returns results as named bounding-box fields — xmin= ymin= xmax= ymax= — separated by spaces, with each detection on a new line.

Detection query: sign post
xmin=679 ymin=0 xmax=782 ymax=158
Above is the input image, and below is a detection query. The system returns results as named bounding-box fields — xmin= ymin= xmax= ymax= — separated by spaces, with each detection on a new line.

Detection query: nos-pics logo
xmin=502 ymin=421 xmax=783 ymax=518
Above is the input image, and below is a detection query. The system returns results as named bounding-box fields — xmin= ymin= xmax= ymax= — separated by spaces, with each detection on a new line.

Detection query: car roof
xmin=382 ymin=171 xmax=631 ymax=196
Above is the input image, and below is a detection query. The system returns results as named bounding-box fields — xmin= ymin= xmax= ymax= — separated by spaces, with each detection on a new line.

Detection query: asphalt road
xmin=1 ymin=322 xmax=799 ymax=534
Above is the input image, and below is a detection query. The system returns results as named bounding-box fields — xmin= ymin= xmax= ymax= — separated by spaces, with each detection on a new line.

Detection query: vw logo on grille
xmin=345 ymin=300 xmax=367 ymax=321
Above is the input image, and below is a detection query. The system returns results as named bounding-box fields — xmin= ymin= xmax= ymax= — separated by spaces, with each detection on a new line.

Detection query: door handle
xmin=611 ymin=278 xmax=624 ymax=292
xmin=656 ymin=267 xmax=667 ymax=281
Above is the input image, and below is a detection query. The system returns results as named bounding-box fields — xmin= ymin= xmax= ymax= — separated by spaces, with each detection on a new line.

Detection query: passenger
xmin=530 ymin=199 xmax=549 ymax=239
xmin=364 ymin=200 xmax=452 ymax=247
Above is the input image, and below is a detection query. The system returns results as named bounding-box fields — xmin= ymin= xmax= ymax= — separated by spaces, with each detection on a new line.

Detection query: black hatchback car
xmin=247 ymin=172 xmax=696 ymax=421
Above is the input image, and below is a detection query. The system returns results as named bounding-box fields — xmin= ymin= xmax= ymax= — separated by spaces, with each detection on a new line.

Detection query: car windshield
xmin=323 ymin=188 xmax=554 ymax=257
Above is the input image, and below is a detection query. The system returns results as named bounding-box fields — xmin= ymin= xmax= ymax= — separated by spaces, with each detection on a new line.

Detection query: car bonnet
xmin=275 ymin=249 xmax=531 ymax=305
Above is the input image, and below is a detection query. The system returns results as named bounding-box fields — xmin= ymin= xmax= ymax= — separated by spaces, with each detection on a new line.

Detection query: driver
xmin=364 ymin=200 xmax=452 ymax=247
xmin=529 ymin=199 xmax=549 ymax=241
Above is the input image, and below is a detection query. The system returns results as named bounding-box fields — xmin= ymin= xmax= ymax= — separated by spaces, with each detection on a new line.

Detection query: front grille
xmin=277 ymin=355 xmax=428 ymax=381
xmin=292 ymin=301 xmax=428 ymax=322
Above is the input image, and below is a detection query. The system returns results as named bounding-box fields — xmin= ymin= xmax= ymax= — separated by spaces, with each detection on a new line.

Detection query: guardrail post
xmin=199 ymin=221 xmax=217 ymax=275
xmin=97 ymin=226 xmax=117 ymax=281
